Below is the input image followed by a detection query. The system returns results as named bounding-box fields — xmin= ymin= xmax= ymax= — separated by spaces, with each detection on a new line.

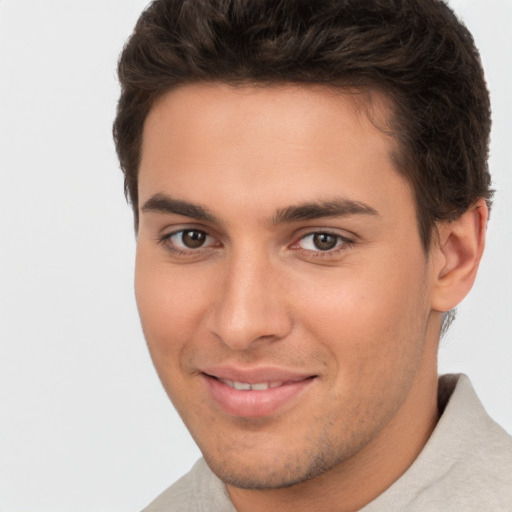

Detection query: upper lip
xmin=201 ymin=365 xmax=316 ymax=384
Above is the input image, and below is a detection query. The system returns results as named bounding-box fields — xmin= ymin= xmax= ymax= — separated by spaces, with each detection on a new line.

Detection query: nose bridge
xmin=208 ymin=244 xmax=290 ymax=350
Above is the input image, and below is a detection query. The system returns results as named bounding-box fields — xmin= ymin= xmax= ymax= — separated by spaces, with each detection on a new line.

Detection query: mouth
xmin=213 ymin=377 xmax=286 ymax=391
xmin=200 ymin=368 xmax=317 ymax=418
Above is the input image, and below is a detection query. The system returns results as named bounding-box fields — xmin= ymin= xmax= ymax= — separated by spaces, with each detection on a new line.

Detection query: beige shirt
xmin=143 ymin=374 xmax=512 ymax=511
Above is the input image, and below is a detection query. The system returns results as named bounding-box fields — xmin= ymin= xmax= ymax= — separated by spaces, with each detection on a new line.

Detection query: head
xmin=114 ymin=0 xmax=492 ymax=250
xmin=114 ymin=0 xmax=492 ymax=506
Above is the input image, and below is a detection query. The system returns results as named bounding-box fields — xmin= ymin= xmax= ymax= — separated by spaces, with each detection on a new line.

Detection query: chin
xmin=202 ymin=444 xmax=345 ymax=490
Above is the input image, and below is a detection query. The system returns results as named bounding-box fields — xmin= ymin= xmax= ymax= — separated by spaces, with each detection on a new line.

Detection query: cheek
xmin=134 ymin=259 xmax=212 ymax=417
xmin=290 ymin=268 xmax=431 ymax=439
xmin=134 ymin=251 xmax=210 ymax=365
xmin=291 ymin=258 xmax=430 ymax=374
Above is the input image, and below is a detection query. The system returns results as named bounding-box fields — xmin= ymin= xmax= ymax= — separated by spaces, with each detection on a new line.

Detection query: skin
xmin=135 ymin=83 xmax=487 ymax=512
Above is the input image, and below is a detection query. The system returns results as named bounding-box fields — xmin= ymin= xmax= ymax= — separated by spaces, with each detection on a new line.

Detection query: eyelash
xmin=159 ymin=229 xmax=354 ymax=258
xmin=159 ymin=229 xmax=218 ymax=256
xmin=291 ymin=232 xmax=354 ymax=257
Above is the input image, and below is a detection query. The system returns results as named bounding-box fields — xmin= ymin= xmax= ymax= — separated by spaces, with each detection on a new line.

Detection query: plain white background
xmin=0 ymin=1 xmax=510 ymax=510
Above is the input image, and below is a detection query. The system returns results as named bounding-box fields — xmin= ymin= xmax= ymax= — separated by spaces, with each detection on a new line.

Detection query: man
xmin=113 ymin=0 xmax=512 ymax=510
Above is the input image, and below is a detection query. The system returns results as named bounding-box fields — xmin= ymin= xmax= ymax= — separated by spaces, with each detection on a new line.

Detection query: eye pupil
xmin=182 ymin=230 xmax=206 ymax=248
xmin=313 ymin=233 xmax=337 ymax=251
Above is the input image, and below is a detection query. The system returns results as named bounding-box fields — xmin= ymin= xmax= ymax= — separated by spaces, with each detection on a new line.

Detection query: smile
xmin=201 ymin=368 xmax=317 ymax=418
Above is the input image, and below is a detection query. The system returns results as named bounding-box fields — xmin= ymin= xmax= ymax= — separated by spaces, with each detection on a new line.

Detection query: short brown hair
xmin=113 ymin=0 xmax=492 ymax=249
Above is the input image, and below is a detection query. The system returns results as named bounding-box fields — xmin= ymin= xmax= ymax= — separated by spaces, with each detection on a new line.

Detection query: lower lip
xmin=202 ymin=375 xmax=315 ymax=418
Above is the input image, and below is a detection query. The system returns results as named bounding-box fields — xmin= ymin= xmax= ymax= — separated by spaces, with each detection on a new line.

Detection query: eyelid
xmin=289 ymin=229 xmax=355 ymax=255
xmin=159 ymin=226 xmax=222 ymax=253
xmin=158 ymin=221 xmax=220 ymax=241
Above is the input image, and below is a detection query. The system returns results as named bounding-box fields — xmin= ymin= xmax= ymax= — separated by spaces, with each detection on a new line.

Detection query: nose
xmin=206 ymin=250 xmax=293 ymax=351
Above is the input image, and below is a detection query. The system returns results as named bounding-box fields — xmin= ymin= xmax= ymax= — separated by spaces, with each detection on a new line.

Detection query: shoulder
xmin=363 ymin=374 xmax=512 ymax=512
xmin=435 ymin=374 xmax=512 ymax=508
xmin=141 ymin=458 xmax=236 ymax=512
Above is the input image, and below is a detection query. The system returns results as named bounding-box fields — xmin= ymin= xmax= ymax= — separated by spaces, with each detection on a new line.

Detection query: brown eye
xmin=180 ymin=230 xmax=207 ymax=248
xmin=164 ymin=229 xmax=220 ymax=255
xmin=296 ymin=232 xmax=349 ymax=253
xmin=312 ymin=233 xmax=338 ymax=251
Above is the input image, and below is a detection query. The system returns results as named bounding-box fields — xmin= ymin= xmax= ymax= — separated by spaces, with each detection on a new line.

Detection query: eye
xmin=296 ymin=232 xmax=349 ymax=252
xmin=166 ymin=229 xmax=215 ymax=250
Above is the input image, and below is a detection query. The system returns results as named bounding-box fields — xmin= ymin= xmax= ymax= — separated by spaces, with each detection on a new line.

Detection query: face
xmin=136 ymin=83 xmax=440 ymax=491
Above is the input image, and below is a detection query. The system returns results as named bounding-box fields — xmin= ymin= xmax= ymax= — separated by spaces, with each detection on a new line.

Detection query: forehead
xmin=139 ymin=82 xmax=414 ymax=229
xmin=143 ymin=82 xmax=396 ymax=154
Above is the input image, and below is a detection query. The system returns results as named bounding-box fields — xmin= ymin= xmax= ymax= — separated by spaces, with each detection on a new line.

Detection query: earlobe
xmin=431 ymin=199 xmax=488 ymax=312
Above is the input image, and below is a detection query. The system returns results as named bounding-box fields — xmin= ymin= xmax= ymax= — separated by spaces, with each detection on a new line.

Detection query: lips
xmin=200 ymin=366 xmax=316 ymax=418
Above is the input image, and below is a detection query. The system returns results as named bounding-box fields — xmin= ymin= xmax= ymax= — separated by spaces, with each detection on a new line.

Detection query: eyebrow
xmin=141 ymin=193 xmax=379 ymax=225
xmin=141 ymin=193 xmax=219 ymax=223
xmin=271 ymin=198 xmax=379 ymax=224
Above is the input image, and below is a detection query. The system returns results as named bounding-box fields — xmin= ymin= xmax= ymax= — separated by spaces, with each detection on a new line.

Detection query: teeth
xmin=233 ymin=381 xmax=251 ymax=391
xmin=251 ymin=382 xmax=269 ymax=391
xmin=220 ymin=379 xmax=283 ymax=391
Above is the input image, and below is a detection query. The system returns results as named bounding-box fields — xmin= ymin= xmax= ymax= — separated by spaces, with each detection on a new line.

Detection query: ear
xmin=431 ymin=199 xmax=488 ymax=313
